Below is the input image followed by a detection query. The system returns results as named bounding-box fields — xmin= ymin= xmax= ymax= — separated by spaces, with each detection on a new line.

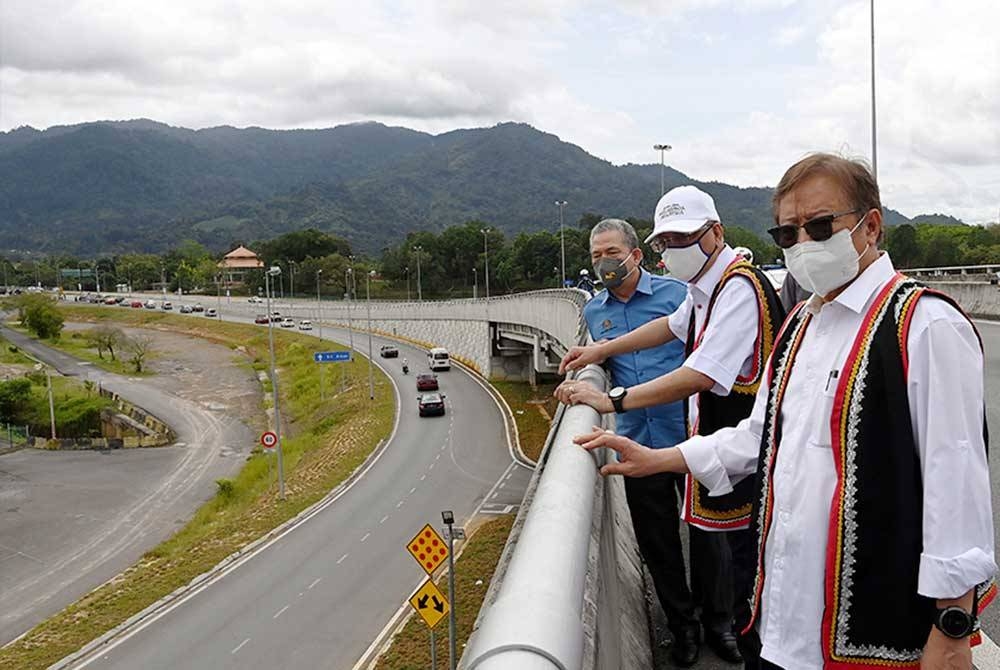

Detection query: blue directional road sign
xmin=314 ymin=351 xmax=352 ymax=363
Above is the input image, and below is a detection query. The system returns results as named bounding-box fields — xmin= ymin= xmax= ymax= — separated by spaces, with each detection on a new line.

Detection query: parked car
xmin=179 ymin=305 xmax=193 ymax=314
xmin=416 ymin=373 xmax=439 ymax=391
xmin=161 ymin=301 xmax=173 ymax=310
xmin=130 ymin=300 xmax=143 ymax=308
xmin=380 ymin=345 xmax=399 ymax=358
xmin=254 ymin=314 xmax=270 ymax=324
xmin=280 ymin=317 xmax=295 ymax=328
xmin=191 ymin=303 xmax=205 ymax=312
xmin=418 ymin=393 xmax=447 ymax=417
xmin=144 ymin=300 xmax=157 ymax=309
xmin=298 ymin=320 xmax=313 ymax=331
xmin=205 ymin=308 xmax=218 ymax=317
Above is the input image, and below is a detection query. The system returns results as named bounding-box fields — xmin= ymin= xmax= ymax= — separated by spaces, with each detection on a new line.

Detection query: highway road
xmin=0 ymin=324 xmax=255 ymax=645
xmin=62 ymin=301 xmax=532 ymax=669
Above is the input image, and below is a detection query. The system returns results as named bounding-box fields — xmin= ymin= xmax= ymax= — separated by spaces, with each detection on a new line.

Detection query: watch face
xmin=941 ymin=608 xmax=972 ymax=637
xmin=609 ymin=386 xmax=626 ymax=399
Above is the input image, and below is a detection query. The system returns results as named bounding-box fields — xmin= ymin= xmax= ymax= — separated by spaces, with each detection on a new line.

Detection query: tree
xmin=886 ymin=224 xmax=920 ymax=268
xmin=85 ymin=325 xmax=124 ymax=361
xmin=0 ymin=378 xmax=32 ymax=421
xmin=16 ymin=294 xmax=64 ymax=339
xmin=124 ymin=334 xmax=154 ymax=373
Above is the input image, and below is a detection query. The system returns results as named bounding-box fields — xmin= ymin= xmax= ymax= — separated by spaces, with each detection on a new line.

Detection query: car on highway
xmin=103 ymin=296 xmax=118 ymax=305
xmin=254 ymin=314 xmax=270 ymax=324
xmin=144 ymin=299 xmax=157 ymax=309
xmin=161 ymin=301 xmax=173 ymax=310
xmin=298 ymin=320 xmax=313 ymax=331
xmin=270 ymin=311 xmax=282 ymax=322
xmin=379 ymin=345 xmax=399 ymax=358
xmin=416 ymin=373 xmax=438 ymax=391
xmin=280 ymin=317 xmax=295 ymax=328
xmin=418 ymin=392 xmax=447 ymax=417
xmin=191 ymin=303 xmax=205 ymax=312
xmin=179 ymin=305 xmax=193 ymax=314
xmin=248 ymin=296 xmax=264 ymax=304
xmin=205 ymin=308 xmax=218 ymax=318
xmin=428 ymin=347 xmax=451 ymax=371
xmin=130 ymin=300 xmax=143 ymax=308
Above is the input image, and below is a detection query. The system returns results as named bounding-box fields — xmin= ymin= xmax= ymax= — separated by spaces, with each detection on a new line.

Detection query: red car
xmin=130 ymin=300 xmax=143 ymax=308
xmin=416 ymin=373 xmax=439 ymax=391
xmin=254 ymin=314 xmax=269 ymax=324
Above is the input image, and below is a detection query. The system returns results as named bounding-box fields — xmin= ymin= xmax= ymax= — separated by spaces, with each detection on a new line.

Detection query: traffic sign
xmin=442 ymin=527 xmax=466 ymax=541
xmin=260 ymin=431 xmax=278 ymax=449
xmin=314 ymin=351 xmax=351 ymax=363
xmin=407 ymin=524 xmax=449 ymax=574
xmin=408 ymin=579 xmax=450 ymax=629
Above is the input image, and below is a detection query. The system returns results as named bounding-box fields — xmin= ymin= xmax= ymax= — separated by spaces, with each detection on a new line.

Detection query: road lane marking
xmin=379 ymin=515 xmax=389 ymax=524
xmin=420 ymin=474 xmax=426 ymax=481
xmin=409 ymin=487 xmax=416 ymax=494
xmin=429 ymin=463 xmax=435 ymax=470
xmin=361 ymin=532 xmax=371 ymax=542
xmin=231 ymin=638 xmax=250 ymax=654
xmin=308 ymin=578 xmax=322 ymax=590
xmin=273 ymin=605 xmax=289 ymax=619
xmin=337 ymin=554 xmax=348 ymax=564
xmin=396 ymin=500 xmax=404 ymax=508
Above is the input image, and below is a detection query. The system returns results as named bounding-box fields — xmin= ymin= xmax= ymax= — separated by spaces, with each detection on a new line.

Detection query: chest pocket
xmin=807 ymin=370 xmax=840 ymax=449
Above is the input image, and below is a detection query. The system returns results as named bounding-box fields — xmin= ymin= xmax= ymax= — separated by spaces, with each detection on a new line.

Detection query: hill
xmin=0 ymin=119 xmax=955 ymax=255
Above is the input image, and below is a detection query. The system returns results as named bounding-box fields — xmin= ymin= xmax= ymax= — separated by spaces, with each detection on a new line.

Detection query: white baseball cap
xmin=645 ymin=185 xmax=721 ymax=242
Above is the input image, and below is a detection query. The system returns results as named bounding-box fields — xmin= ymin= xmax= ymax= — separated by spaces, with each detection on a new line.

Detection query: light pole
xmin=288 ymin=260 xmax=297 ymax=303
xmin=555 ymin=200 xmax=568 ymax=288
xmin=653 ymin=143 xmax=672 ymax=195
xmin=317 ymin=268 xmax=325 ymax=399
xmin=480 ymin=228 xmax=491 ymax=300
xmin=413 ymin=245 xmax=423 ymax=302
xmin=869 ymin=0 xmax=877 ymax=179
xmin=345 ymin=267 xmax=355 ymax=353
xmin=442 ymin=510 xmax=457 ymax=670
xmin=265 ymin=265 xmax=286 ymax=500
xmin=405 ymin=266 xmax=410 ymax=301
xmin=365 ymin=270 xmax=376 ymax=400
xmin=472 ymin=267 xmax=478 ymax=300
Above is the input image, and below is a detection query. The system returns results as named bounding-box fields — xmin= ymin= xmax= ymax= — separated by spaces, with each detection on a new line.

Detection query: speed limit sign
xmin=260 ymin=431 xmax=278 ymax=449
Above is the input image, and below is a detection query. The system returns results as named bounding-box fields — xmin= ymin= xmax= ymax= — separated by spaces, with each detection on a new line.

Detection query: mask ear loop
xmin=849 ymin=211 xmax=874 ymax=262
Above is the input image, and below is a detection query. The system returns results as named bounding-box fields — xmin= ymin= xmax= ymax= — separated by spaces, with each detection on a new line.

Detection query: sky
xmin=1 ymin=0 xmax=998 ymax=223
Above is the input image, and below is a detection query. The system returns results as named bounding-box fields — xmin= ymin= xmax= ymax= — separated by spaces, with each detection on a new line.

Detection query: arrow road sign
xmin=314 ymin=351 xmax=351 ymax=363
xmin=408 ymin=579 xmax=450 ymax=629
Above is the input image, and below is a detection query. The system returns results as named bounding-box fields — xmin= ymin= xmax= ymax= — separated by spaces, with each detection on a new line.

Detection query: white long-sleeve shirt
xmin=678 ymin=253 xmax=996 ymax=670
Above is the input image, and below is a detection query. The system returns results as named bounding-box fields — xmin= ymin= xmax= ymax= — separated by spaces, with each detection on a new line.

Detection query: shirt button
xmin=696 ymin=304 xmax=703 ymax=310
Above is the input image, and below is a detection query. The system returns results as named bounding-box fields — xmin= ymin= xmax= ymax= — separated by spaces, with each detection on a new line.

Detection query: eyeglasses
xmin=767 ymin=209 xmax=863 ymax=249
xmin=649 ymin=225 xmax=711 ymax=254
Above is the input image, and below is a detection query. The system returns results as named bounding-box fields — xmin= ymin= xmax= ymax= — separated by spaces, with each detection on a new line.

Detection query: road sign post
xmin=314 ymin=351 xmax=351 ymax=401
xmin=431 ymin=629 xmax=437 ymax=670
xmin=442 ymin=511 xmax=457 ymax=670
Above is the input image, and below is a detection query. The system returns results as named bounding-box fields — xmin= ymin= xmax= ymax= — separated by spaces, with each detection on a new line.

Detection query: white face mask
xmin=783 ymin=214 xmax=871 ymax=298
xmin=660 ymin=227 xmax=716 ymax=282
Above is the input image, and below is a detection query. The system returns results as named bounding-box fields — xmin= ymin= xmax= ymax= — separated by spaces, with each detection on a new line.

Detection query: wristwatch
xmin=934 ymin=606 xmax=975 ymax=639
xmin=608 ymin=386 xmax=628 ymax=414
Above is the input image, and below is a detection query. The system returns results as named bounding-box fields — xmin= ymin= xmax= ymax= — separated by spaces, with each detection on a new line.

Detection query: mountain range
xmin=0 ymin=119 xmax=958 ymax=256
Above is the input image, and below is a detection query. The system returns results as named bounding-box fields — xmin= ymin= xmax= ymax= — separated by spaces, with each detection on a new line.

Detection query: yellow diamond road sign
xmin=407 ymin=524 xmax=449 ymax=574
xmin=409 ymin=579 xmax=450 ymax=629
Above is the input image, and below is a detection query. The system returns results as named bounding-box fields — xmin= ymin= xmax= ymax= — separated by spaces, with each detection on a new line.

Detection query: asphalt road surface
xmin=67 ymin=303 xmax=531 ymax=670
xmin=0 ymin=324 xmax=255 ymax=645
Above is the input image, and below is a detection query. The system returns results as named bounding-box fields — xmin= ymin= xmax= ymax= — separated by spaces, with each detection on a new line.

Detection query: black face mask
xmin=593 ymin=255 xmax=634 ymax=289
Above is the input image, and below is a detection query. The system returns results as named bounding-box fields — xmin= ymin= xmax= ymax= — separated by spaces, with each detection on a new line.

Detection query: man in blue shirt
xmin=583 ymin=219 xmax=735 ymax=667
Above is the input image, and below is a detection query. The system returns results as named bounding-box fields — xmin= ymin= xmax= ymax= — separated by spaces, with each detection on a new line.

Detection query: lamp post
xmin=405 ymin=266 xmax=410 ymax=301
xmin=555 ymin=200 xmax=568 ymax=288
xmin=869 ymin=0 xmax=877 ymax=179
xmin=442 ymin=510 xmax=457 ymax=670
xmin=345 ymin=267 xmax=354 ymax=353
xmin=413 ymin=245 xmax=423 ymax=302
xmin=288 ymin=260 xmax=297 ymax=303
xmin=472 ymin=267 xmax=478 ymax=300
xmin=265 ymin=265 xmax=286 ymax=500
xmin=365 ymin=270 xmax=376 ymax=400
xmin=480 ymin=228 xmax=490 ymax=301
xmin=653 ymin=143 xmax=672 ymax=195
xmin=317 ymin=268 xmax=325 ymax=399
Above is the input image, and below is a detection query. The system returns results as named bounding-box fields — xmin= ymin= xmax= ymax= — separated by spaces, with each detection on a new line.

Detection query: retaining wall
xmin=925 ymin=281 xmax=1000 ymax=318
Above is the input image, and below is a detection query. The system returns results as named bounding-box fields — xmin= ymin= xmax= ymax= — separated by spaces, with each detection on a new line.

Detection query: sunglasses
xmin=767 ymin=208 xmax=863 ymax=249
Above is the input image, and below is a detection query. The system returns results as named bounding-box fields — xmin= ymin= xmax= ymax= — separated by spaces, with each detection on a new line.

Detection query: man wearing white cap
xmin=556 ymin=185 xmax=784 ymax=667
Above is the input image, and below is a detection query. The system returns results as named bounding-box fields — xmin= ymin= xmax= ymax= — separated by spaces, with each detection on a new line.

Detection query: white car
xmin=298 ymin=320 xmax=313 ymax=331
xmin=280 ymin=317 xmax=295 ymax=328
xmin=248 ymin=296 xmax=264 ymax=304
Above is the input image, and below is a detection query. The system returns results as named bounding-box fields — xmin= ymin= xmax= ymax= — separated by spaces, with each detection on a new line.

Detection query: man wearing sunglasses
xmin=573 ymin=153 xmax=995 ymax=670
xmin=556 ymin=184 xmax=785 ymax=668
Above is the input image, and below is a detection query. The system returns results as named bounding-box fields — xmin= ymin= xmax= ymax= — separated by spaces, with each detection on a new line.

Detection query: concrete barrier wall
xmin=925 ymin=281 xmax=1000 ymax=318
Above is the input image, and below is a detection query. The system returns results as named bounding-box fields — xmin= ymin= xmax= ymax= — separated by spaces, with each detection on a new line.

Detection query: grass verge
xmin=0 ymin=305 xmax=396 ymax=669
xmin=373 ymin=514 xmax=515 ymax=670
xmin=490 ymin=381 xmax=559 ymax=462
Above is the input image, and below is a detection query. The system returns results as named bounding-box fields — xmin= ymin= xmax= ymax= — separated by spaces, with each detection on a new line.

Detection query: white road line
xmin=435 ymin=453 xmax=442 ymax=461
xmin=409 ymin=487 xmax=416 ymax=494
xmin=231 ymin=638 xmax=250 ymax=654
xmin=429 ymin=463 xmax=435 ymax=470
xmin=298 ymin=592 xmax=304 ymax=597
xmin=379 ymin=515 xmax=389 ymax=524
xmin=273 ymin=605 xmax=289 ymax=619
xmin=397 ymin=500 xmax=405 ymax=508
xmin=308 ymin=578 xmax=322 ymax=590
xmin=420 ymin=474 xmax=426 ymax=481
xmin=361 ymin=532 xmax=370 ymax=542
xmin=337 ymin=554 xmax=348 ymax=564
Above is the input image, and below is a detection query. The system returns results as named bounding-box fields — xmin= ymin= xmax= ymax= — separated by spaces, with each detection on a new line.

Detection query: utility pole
xmin=345 ymin=267 xmax=355 ymax=353
xmin=265 ymin=266 xmax=285 ymax=500
xmin=480 ymin=228 xmax=490 ymax=300
xmin=472 ymin=267 xmax=477 ymax=300
xmin=46 ymin=367 xmax=56 ymax=439
xmin=555 ymin=200 xmax=568 ymax=287
xmin=317 ymin=269 xmax=325 ymax=400
xmin=870 ymin=0 xmax=878 ymax=179
xmin=413 ymin=246 xmax=423 ymax=302
xmin=442 ymin=511 xmax=458 ymax=670
xmin=653 ymin=144 xmax=672 ymax=195
xmin=365 ymin=270 xmax=375 ymax=400
xmin=405 ymin=266 xmax=410 ymax=301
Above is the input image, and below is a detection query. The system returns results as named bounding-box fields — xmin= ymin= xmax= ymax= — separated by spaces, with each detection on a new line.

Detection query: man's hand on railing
xmin=558 ymin=341 xmax=608 ymax=374
xmin=575 ymin=428 xmax=688 ymax=478
xmin=553 ymin=378 xmax=613 ymax=413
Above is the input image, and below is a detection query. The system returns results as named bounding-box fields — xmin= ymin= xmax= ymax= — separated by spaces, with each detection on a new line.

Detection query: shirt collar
xmin=690 ymin=245 xmax=737 ymax=299
xmin=804 ymin=251 xmax=896 ymax=315
xmin=599 ymin=268 xmax=652 ymax=305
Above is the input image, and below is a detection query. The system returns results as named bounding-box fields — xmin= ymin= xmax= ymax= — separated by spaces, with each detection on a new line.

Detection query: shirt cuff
xmin=683 ymin=352 xmax=736 ymax=396
xmin=678 ymin=436 xmax=734 ymax=496
xmin=918 ymin=548 xmax=998 ymax=600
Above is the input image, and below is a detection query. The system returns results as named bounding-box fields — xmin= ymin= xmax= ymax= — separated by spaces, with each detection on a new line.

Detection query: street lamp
xmin=869 ymin=0 xmax=877 ymax=179
xmin=480 ymin=228 xmax=491 ymax=301
xmin=653 ymin=144 xmax=672 ymax=196
xmin=404 ymin=266 xmax=410 ymax=301
xmin=413 ymin=245 xmax=423 ymax=302
xmin=345 ymin=267 xmax=354 ymax=353
xmin=316 ymin=269 xmax=323 ymax=334
xmin=265 ymin=265 xmax=286 ymax=500
xmin=288 ymin=260 xmax=297 ymax=302
xmin=555 ymin=200 xmax=568 ymax=288
xmin=365 ymin=269 xmax=376 ymax=400
xmin=441 ymin=510 xmax=458 ymax=670
xmin=472 ymin=266 xmax=478 ymax=300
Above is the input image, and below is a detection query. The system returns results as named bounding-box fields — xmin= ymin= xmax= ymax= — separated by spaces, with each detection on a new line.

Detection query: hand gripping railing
xmin=462 ymin=363 xmax=608 ymax=670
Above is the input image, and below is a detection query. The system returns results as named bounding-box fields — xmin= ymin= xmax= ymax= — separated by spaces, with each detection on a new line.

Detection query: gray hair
xmin=589 ymin=218 xmax=639 ymax=251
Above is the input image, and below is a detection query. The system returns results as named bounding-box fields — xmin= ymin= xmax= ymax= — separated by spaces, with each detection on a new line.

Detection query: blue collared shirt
xmin=583 ymin=270 xmax=687 ymax=449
